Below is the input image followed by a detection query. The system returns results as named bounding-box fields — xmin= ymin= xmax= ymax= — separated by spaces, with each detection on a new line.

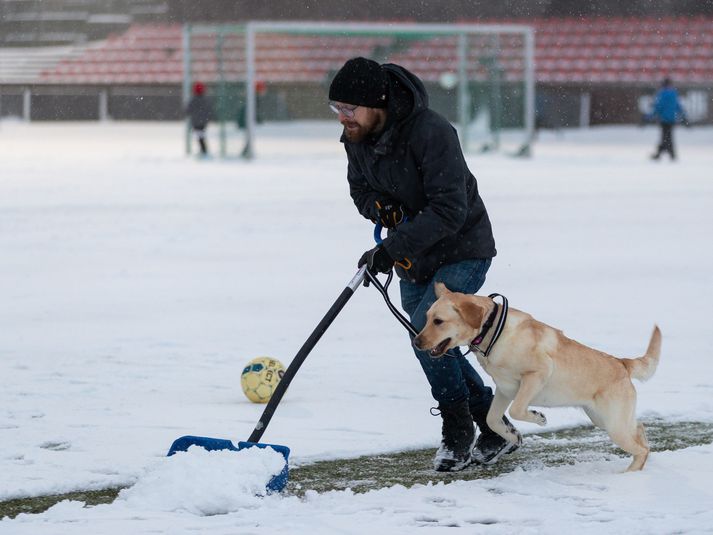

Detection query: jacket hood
xmin=382 ymin=63 xmax=429 ymax=123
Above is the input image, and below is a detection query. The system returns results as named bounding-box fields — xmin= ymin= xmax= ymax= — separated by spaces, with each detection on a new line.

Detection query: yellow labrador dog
xmin=413 ymin=283 xmax=661 ymax=471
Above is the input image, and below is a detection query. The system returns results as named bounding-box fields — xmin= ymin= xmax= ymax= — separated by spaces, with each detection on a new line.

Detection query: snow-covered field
xmin=1 ymin=120 xmax=712 ymax=533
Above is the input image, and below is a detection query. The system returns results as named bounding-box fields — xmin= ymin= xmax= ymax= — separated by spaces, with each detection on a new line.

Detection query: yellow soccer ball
xmin=240 ymin=357 xmax=285 ymax=403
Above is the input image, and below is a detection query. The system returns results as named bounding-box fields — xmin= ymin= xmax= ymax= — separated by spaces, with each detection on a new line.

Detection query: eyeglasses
xmin=329 ymin=101 xmax=358 ymax=118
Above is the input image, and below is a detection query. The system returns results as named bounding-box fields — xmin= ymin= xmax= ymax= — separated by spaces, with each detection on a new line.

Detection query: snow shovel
xmin=167 ymin=264 xmax=372 ymax=493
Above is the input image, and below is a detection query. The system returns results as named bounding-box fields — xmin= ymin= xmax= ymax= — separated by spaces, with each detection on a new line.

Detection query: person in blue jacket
xmin=648 ymin=78 xmax=687 ymax=160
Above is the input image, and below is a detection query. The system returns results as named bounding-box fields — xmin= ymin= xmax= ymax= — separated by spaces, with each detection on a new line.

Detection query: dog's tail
xmin=622 ymin=325 xmax=661 ymax=382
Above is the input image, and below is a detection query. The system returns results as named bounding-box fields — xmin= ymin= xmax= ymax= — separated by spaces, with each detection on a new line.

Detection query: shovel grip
xmin=373 ymin=223 xmax=412 ymax=271
xmin=374 ymin=223 xmax=384 ymax=244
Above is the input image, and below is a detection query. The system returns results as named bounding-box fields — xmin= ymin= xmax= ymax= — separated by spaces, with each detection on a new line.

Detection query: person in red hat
xmin=186 ymin=82 xmax=214 ymax=156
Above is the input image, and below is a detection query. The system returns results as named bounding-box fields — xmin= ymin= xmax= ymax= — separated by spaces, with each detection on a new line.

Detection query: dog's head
xmin=413 ymin=282 xmax=489 ymax=357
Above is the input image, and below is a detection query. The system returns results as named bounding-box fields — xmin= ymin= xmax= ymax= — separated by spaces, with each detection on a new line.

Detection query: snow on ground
xmin=1 ymin=120 xmax=712 ymax=533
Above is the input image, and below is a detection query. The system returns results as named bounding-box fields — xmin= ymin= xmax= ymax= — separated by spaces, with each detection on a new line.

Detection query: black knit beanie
xmin=329 ymin=57 xmax=388 ymax=108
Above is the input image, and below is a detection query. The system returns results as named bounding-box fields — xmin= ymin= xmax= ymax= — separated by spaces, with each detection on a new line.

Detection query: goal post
xmin=183 ymin=21 xmax=535 ymax=159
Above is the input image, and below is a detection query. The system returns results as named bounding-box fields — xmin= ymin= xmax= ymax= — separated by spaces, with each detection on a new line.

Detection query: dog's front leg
xmin=508 ymin=371 xmax=549 ymax=426
xmin=486 ymin=389 xmax=520 ymax=444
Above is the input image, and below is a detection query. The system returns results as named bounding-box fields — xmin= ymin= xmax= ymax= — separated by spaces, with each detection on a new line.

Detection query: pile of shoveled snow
xmin=115 ymin=445 xmax=286 ymax=515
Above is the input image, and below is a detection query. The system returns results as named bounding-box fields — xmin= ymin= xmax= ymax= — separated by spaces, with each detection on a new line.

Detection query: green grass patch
xmin=0 ymin=487 xmax=123 ymax=520
xmin=288 ymin=417 xmax=713 ymax=494
xmin=3 ymin=418 xmax=712 ymax=519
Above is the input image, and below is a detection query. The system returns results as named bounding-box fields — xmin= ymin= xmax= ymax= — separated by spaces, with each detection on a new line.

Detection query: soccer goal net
xmin=183 ymin=21 xmax=535 ymax=159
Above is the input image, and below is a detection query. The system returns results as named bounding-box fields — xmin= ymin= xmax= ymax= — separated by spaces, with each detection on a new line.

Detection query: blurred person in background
xmin=647 ymin=77 xmax=688 ymax=161
xmin=186 ymin=82 xmax=213 ymax=156
xmin=237 ymin=80 xmax=268 ymax=128
xmin=328 ymin=57 xmax=520 ymax=472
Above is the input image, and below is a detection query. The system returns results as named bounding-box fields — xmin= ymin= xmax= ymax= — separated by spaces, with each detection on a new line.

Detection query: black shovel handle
xmin=247 ymin=266 xmax=368 ymax=443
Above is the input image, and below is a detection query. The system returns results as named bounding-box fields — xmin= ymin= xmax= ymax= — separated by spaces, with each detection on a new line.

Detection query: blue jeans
xmin=400 ymin=258 xmax=493 ymax=415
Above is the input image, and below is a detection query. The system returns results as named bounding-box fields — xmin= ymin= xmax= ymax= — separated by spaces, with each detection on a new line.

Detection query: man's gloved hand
xmin=375 ymin=198 xmax=405 ymax=229
xmin=358 ymin=245 xmax=394 ymax=274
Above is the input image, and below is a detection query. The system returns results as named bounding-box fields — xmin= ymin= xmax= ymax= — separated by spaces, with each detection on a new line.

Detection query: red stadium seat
xmin=34 ymin=18 xmax=713 ymax=86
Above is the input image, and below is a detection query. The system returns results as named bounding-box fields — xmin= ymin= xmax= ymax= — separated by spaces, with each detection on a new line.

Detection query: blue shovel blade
xmin=167 ymin=435 xmax=290 ymax=493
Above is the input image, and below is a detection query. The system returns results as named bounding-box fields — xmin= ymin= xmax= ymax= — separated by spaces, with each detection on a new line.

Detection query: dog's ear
xmin=455 ymin=300 xmax=486 ymax=330
xmin=434 ymin=282 xmax=450 ymax=299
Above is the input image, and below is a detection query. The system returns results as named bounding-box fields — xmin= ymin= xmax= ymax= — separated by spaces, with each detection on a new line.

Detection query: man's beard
xmin=341 ymin=112 xmax=383 ymax=143
xmin=341 ymin=121 xmax=371 ymax=143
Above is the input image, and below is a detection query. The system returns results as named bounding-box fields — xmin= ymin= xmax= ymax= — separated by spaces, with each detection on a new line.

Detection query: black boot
xmin=471 ymin=410 xmax=521 ymax=465
xmin=432 ymin=398 xmax=476 ymax=472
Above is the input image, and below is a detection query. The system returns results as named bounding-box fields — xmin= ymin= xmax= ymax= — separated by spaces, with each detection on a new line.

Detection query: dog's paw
xmin=507 ymin=431 xmax=523 ymax=446
xmin=514 ymin=429 xmax=523 ymax=445
xmin=530 ymin=410 xmax=547 ymax=426
xmin=503 ymin=419 xmax=523 ymax=445
xmin=502 ymin=430 xmax=521 ymax=445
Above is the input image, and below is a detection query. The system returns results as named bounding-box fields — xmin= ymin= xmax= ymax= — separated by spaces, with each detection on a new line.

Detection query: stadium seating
xmin=34 ymin=17 xmax=713 ymax=85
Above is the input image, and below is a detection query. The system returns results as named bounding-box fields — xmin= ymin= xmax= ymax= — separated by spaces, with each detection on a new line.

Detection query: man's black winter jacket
xmin=342 ymin=63 xmax=496 ymax=284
